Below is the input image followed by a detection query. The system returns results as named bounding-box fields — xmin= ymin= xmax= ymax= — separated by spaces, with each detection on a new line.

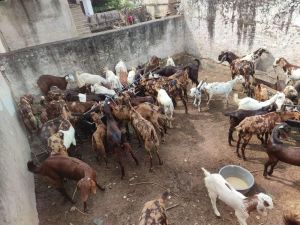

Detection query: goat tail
xmin=201 ymin=167 xmax=210 ymax=177
xmin=27 ymin=161 xmax=39 ymax=173
xmin=283 ymin=214 xmax=300 ymax=225
xmin=233 ymin=93 xmax=240 ymax=105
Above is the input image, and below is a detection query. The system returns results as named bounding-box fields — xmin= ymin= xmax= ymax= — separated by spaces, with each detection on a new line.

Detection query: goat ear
xmin=263 ymin=200 xmax=270 ymax=207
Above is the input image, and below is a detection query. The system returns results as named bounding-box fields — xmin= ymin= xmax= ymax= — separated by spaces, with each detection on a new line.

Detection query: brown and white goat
xmin=273 ymin=57 xmax=300 ymax=84
xmin=138 ymin=191 xmax=170 ymax=225
xmin=19 ymin=94 xmax=41 ymax=135
xmin=130 ymin=104 xmax=162 ymax=171
xmin=235 ymin=111 xmax=300 ymax=160
xmin=27 ymin=155 xmax=105 ymax=212
xmin=66 ymin=101 xmax=96 ymax=114
xmin=253 ymin=84 xmax=269 ymax=101
xmin=37 ymin=74 xmax=74 ymax=95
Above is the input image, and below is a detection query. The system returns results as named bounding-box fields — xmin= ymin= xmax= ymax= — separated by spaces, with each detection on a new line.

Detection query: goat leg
xmin=155 ymin=147 xmax=163 ymax=165
xmin=178 ymin=91 xmax=188 ymax=114
xmin=96 ymin=182 xmax=106 ymax=191
xmin=148 ymin=152 xmax=153 ymax=172
xmin=57 ymin=187 xmax=76 ymax=204
xmin=241 ymin=134 xmax=252 ymax=160
xmin=268 ymin=159 xmax=279 ymax=176
xmin=236 ymin=134 xmax=242 ymax=158
xmin=228 ymin=127 xmax=234 ymax=146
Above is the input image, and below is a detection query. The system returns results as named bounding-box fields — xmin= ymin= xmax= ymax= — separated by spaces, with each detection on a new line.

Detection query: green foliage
xmin=92 ymin=0 xmax=135 ymax=13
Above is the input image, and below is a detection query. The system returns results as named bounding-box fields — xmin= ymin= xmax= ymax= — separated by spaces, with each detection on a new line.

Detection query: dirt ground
xmin=33 ymin=58 xmax=300 ymax=225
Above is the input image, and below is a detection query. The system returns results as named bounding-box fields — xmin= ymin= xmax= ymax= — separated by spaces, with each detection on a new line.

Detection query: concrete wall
xmin=0 ymin=72 xmax=39 ymax=225
xmin=182 ymin=0 xmax=300 ymax=69
xmin=0 ymin=0 xmax=77 ymax=51
xmin=0 ymin=16 xmax=185 ymax=98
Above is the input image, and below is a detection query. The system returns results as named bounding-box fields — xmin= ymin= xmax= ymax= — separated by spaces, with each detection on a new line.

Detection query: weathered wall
xmin=0 ymin=0 xmax=77 ymax=51
xmin=0 ymin=16 xmax=185 ymax=98
xmin=183 ymin=0 xmax=300 ymax=69
xmin=0 ymin=72 xmax=39 ymax=225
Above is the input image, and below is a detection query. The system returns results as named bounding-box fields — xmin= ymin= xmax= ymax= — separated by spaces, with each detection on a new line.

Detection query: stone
xmin=93 ymin=218 xmax=104 ymax=225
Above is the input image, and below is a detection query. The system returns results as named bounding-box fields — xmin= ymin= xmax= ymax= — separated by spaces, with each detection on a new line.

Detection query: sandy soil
xmin=33 ymin=58 xmax=300 ymax=225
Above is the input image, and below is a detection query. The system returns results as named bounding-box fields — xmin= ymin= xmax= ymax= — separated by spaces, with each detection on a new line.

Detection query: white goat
xmin=91 ymin=83 xmax=116 ymax=96
xmin=127 ymin=67 xmax=136 ymax=85
xmin=166 ymin=57 xmax=175 ymax=66
xmin=234 ymin=92 xmax=285 ymax=111
xmin=202 ymin=168 xmax=273 ymax=225
xmin=149 ymin=72 xmax=160 ymax=79
xmin=115 ymin=60 xmax=127 ymax=77
xmin=157 ymin=89 xmax=174 ymax=128
xmin=189 ymin=80 xmax=207 ymax=112
xmin=105 ymin=68 xmax=123 ymax=90
xmin=203 ymin=75 xmax=245 ymax=108
xmin=59 ymin=125 xmax=76 ymax=149
xmin=76 ymin=72 xmax=108 ymax=88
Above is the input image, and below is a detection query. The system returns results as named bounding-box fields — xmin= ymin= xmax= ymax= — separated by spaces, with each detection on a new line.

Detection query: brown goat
xmin=144 ymin=55 xmax=161 ymax=74
xmin=27 ymin=155 xmax=105 ymax=212
xmin=90 ymin=112 xmax=107 ymax=164
xmin=47 ymin=132 xmax=68 ymax=156
xmin=264 ymin=123 xmax=300 ymax=177
xmin=130 ymin=104 xmax=162 ymax=171
xmin=66 ymin=101 xmax=96 ymax=114
xmin=283 ymin=214 xmax=300 ymax=225
xmin=235 ymin=111 xmax=300 ymax=160
xmin=19 ymin=95 xmax=41 ymax=135
xmin=37 ymin=74 xmax=74 ymax=95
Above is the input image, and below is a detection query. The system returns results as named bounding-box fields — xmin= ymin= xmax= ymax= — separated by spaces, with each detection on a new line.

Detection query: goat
xmin=130 ymin=103 xmax=162 ymax=171
xmin=253 ymin=84 xmax=269 ymax=101
xmin=65 ymin=90 xmax=106 ymax=102
xmin=138 ymin=191 xmax=170 ymax=225
xmin=283 ymin=214 xmax=300 ymax=225
xmin=157 ymin=89 xmax=174 ymax=128
xmin=37 ymin=74 xmax=74 ymax=95
xmin=19 ymin=95 xmax=41 ymax=135
xmin=47 ymin=122 xmax=76 ymax=156
xmin=66 ymin=101 xmax=96 ymax=114
xmin=166 ymin=56 xmax=175 ymax=66
xmin=128 ymin=67 xmax=136 ymax=85
xmin=202 ymin=167 xmax=273 ymax=225
xmin=240 ymin=48 xmax=269 ymax=65
xmin=224 ymin=104 xmax=275 ymax=146
xmin=154 ymin=65 xmax=179 ymax=77
xmin=105 ymin=68 xmax=123 ymax=90
xmin=144 ymin=55 xmax=161 ymax=74
xmin=264 ymin=123 xmax=300 ymax=177
xmin=203 ymin=75 xmax=245 ymax=108
xmin=185 ymin=58 xmax=201 ymax=85
xmin=168 ymin=68 xmax=190 ymax=100
xmin=273 ymin=57 xmax=300 ymax=84
xmin=115 ymin=60 xmax=128 ymax=86
xmin=27 ymin=155 xmax=105 ymax=212
xmin=283 ymin=85 xmax=298 ymax=102
xmin=233 ymin=92 xmax=285 ymax=111
xmin=235 ymin=111 xmax=300 ymax=160
xmin=189 ymin=80 xmax=207 ymax=112
xmin=75 ymin=72 xmax=108 ymax=88
xmin=91 ymin=83 xmax=116 ymax=96
xmin=104 ymin=102 xmax=138 ymax=178
xmin=90 ymin=112 xmax=107 ymax=164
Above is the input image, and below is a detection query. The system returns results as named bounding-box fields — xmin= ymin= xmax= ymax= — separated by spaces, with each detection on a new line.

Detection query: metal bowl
xmin=219 ymin=165 xmax=255 ymax=194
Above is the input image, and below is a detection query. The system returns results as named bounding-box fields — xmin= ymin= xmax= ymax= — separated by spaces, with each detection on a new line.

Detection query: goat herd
xmin=18 ymin=49 xmax=300 ymax=225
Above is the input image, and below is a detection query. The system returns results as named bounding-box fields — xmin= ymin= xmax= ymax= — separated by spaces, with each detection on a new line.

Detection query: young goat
xmin=90 ymin=112 xmax=107 ymax=164
xmin=235 ymin=111 xmax=300 ymax=160
xmin=202 ymin=168 xmax=273 ymax=225
xmin=157 ymin=89 xmax=174 ymax=128
xmin=138 ymin=191 xmax=170 ymax=225
xmin=130 ymin=103 xmax=162 ymax=171
xmin=189 ymin=80 xmax=207 ymax=112
xmin=27 ymin=155 xmax=105 ymax=212
xmin=264 ymin=123 xmax=300 ymax=177
xmin=203 ymin=75 xmax=245 ymax=108
xmin=273 ymin=57 xmax=300 ymax=84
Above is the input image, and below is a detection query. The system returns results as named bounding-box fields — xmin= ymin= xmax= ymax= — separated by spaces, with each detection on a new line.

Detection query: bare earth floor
xmin=34 ymin=59 xmax=300 ymax=225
